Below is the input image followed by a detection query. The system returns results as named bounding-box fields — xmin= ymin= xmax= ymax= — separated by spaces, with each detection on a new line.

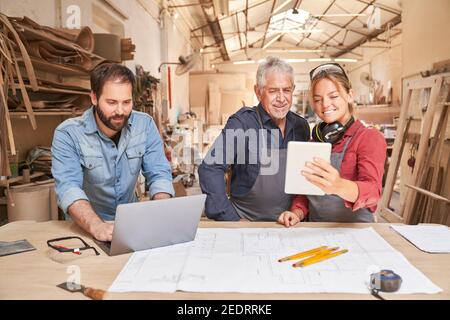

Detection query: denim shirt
xmin=51 ymin=107 xmax=174 ymax=221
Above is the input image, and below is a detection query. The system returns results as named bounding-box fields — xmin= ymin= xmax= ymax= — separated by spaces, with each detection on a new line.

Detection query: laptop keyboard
xmin=94 ymin=239 xmax=112 ymax=255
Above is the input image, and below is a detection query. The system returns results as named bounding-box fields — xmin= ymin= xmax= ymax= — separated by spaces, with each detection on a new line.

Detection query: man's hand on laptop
xmin=152 ymin=192 xmax=172 ymax=200
xmin=67 ymin=200 xmax=114 ymax=242
xmin=91 ymin=221 xmax=114 ymax=242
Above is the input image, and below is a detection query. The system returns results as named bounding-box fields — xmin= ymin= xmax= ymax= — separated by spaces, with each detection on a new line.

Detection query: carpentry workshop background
xmin=0 ymin=0 xmax=450 ymax=300
xmin=0 ymin=0 xmax=449 ymax=227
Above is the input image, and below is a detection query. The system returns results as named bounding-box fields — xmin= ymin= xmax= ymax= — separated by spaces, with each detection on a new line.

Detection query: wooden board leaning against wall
xmin=380 ymin=66 xmax=450 ymax=226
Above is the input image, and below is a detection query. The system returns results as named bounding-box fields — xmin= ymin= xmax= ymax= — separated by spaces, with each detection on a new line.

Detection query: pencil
xmin=278 ymin=246 xmax=328 ymax=262
xmin=291 ymin=246 xmax=339 ymax=264
xmin=307 ymin=246 xmax=339 ymax=258
xmin=292 ymin=249 xmax=348 ymax=268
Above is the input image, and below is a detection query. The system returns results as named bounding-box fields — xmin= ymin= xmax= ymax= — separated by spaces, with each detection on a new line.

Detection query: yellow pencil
xmin=291 ymin=246 xmax=339 ymax=264
xmin=293 ymin=249 xmax=348 ymax=268
xmin=278 ymin=246 xmax=328 ymax=262
xmin=307 ymin=246 xmax=339 ymax=258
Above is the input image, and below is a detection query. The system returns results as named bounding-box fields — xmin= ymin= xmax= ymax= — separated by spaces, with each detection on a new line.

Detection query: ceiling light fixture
xmin=268 ymin=29 xmax=323 ymax=34
xmin=308 ymin=58 xmax=332 ymax=62
xmin=285 ymin=59 xmax=307 ymax=63
xmin=266 ymin=49 xmax=324 ymax=53
xmin=334 ymin=58 xmax=358 ymax=62
xmin=313 ymin=13 xmax=366 ymax=17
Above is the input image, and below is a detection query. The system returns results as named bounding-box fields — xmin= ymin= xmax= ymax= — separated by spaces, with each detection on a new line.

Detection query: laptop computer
xmin=94 ymin=194 xmax=206 ymax=256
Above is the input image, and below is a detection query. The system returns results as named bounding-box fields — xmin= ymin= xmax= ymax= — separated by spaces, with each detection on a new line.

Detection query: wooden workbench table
xmin=0 ymin=220 xmax=449 ymax=300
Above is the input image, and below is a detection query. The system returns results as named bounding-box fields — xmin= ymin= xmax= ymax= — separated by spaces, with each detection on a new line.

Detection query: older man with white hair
xmin=198 ymin=56 xmax=310 ymax=223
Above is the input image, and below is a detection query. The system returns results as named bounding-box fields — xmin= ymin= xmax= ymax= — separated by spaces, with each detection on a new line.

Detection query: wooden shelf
xmin=354 ymin=104 xmax=401 ymax=125
xmin=14 ymin=20 xmax=105 ymax=77
xmin=0 ymin=171 xmax=46 ymax=187
xmin=9 ymin=111 xmax=84 ymax=117
xmin=13 ymin=21 xmax=104 ymax=60
xmin=22 ymin=83 xmax=90 ymax=96
xmin=18 ymin=57 xmax=89 ymax=77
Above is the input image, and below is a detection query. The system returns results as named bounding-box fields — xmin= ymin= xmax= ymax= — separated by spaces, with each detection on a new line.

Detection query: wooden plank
xmin=0 ymin=171 xmax=45 ymax=187
xmin=416 ymin=103 xmax=449 ymax=185
xmin=416 ymin=167 xmax=434 ymax=224
xmin=10 ymin=179 xmax=54 ymax=189
xmin=429 ymin=167 xmax=445 ymax=223
xmin=427 ymin=106 xmax=450 ymax=221
xmin=405 ymin=184 xmax=450 ymax=203
xmin=17 ymin=57 xmax=89 ymax=77
xmin=9 ymin=111 xmax=83 ymax=117
xmin=12 ymin=21 xmax=104 ymax=60
xmin=439 ymin=156 xmax=450 ymax=225
xmin=404 ymin=73 xmax=450 ymax=91
xmin=0 ymin=58 xmax=16 ymax=155
xmin=0 ymin=14 xmax=38 ymax=90
xmin=3 ymin=101 xmax=15 ymax=155
xmin=8 ymin=40 xmax=37 ymax=130
xmin=403 ymin=76 xmax=444 ymax=224
xmin=379 ymin=85 xmax=413 ymax=220
xmin=405 ymin=77 xmax=437 ymax=90
xmin=380 ymin=207 xmax=404 ymax=223
xmin=405 ymin=79 xmax=450 ymax=224
xmin=0 ymin=27 xmax=16 ymax=175
xmin=21 ymin=83 xmax=90 ymax=96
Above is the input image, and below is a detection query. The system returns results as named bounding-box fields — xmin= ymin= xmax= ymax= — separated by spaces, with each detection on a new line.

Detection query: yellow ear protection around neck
xmin=312 ymin=117 xmax=355 ymax=144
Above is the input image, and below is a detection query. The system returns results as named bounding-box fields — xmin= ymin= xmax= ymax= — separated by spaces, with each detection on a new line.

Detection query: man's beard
xmin=95 ymin=104 xmax=130 ymax=132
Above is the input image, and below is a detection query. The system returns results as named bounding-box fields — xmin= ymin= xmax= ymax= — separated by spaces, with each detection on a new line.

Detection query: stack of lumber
xmin=0 ymin=13 xmax=137 ymax=176
xmin=26 ymin=146 xmax=52 ymax=175
xmin=121 ymin=38 xmax=135 ymax=61
xmin=0 ymin=13 xmax=32 ymax=176
xmin=2 ymin=14 xmax=139 ymax=117
xmin=93 ymin=34 xmax=135 ymax=63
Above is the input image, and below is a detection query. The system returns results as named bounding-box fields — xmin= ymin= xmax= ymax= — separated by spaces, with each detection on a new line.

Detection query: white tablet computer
xmin=284 ymin=141 xmax=332 ymax=196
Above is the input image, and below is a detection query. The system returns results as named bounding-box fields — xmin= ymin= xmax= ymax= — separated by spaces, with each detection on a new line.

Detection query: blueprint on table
xmin=109 ymin=227 xmax=442 ymax=294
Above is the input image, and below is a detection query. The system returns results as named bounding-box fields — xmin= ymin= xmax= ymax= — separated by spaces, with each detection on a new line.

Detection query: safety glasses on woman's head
xmin=309 ymin=63 xmax=349 ymax=81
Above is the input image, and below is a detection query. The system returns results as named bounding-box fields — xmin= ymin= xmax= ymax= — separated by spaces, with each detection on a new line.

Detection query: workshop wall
xmin=0 ymin=0 xmax=191 ymax=160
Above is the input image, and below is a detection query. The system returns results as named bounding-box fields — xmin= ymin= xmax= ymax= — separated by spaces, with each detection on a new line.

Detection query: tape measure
xmin=369 ymin=270 xmax=402 ymax=298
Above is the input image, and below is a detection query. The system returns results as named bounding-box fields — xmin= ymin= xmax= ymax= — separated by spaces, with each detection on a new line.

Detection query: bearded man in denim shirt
xmin=52 ymin=64 xmax=174 ymax=241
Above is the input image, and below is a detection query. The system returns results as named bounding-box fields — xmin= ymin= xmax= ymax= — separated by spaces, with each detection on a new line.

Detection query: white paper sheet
xmin=109 ymin=227 xmax=442 ymax=294
xmin=391 ymin=224 xmax=450 ymax=253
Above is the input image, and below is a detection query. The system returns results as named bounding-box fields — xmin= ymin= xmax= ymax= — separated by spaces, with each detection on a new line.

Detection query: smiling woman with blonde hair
xmin=278 ymin=63 xmax=387 ymax=226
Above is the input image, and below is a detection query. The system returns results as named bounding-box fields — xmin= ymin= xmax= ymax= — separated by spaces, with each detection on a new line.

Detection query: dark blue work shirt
xmin=198 ymin=103 xmax=310 ymax=221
